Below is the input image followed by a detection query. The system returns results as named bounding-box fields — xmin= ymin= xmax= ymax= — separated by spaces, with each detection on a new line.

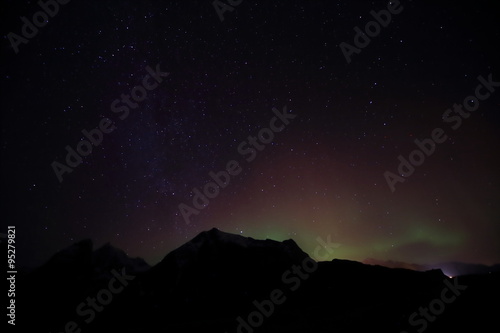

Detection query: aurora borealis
xmin=2 ymin=0 xmax=499 ymax=269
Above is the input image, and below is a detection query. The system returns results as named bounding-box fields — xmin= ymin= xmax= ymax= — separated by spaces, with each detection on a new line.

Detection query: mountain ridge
xmin=18 ymin=229 xmax=500 ymax=332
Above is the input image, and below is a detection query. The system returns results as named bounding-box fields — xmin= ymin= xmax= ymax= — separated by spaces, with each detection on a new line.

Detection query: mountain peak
xmin=192 ymin=227 xmax=255 ymax=246
xmin=43 ymin=238 xmax=93 ymax=268
xmin=93 ymin=241 xmax=150 ymax=275
xmin=180 ymin=228 xmax=306 ymax=255
xmin=36 ymin=239 xmax=150 ymax=279
xmin=158 ymin=228 xmax=309 ymax=272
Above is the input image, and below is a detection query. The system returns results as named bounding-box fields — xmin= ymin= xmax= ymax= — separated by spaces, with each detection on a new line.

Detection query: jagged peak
xmin=188 ymin=228 xmax=304 ymax=251
xmin=158 ymin=228 xmax=309 ymax=268
xmin=94 ymin=241 xmax=122 ymax=255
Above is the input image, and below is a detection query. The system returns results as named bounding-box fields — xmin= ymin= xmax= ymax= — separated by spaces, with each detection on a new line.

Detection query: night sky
xmin=2 ymin=0 xmax=499 ymax=268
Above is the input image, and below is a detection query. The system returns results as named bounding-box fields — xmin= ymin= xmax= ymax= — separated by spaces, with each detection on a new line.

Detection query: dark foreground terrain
xmin=17 ymin=229 xmax=500 ymax=332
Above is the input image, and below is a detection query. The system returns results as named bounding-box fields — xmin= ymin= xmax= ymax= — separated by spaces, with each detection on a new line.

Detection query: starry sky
xmin=2 ymin=0 xmax=500 ymax=268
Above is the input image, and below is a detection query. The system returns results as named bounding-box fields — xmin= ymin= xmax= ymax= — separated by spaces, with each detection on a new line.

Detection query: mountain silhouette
xmin=18 ymin=229 xmax=499 ymax=332
xmin=17 ymin=239 xmax=150 ymax=331
xmin=363 ymin=257 xmax=500 ymax=277
xmin=428 ymin=261 xmax=500 ymax=277
xmin=363 ymin=257 xmax=429 ymax=271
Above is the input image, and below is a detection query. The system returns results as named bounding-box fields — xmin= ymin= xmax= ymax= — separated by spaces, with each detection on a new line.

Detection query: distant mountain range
xmin=18 ymin=228 xmax=500 ymax=332
xmin=363 ymin=258 xmax=500 ymax=277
